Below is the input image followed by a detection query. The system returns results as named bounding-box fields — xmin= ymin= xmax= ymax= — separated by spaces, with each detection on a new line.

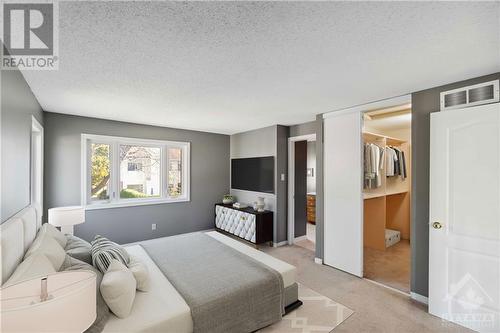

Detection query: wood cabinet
xmin=307 ymin=194 xmax=316 ymax=224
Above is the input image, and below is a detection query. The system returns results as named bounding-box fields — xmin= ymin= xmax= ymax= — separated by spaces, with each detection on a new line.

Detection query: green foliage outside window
xmin=91 ymin=144 xmax=110 ymax=199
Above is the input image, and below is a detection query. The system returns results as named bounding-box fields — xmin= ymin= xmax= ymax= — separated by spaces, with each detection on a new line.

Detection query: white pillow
xmin=40 ymin=223 xmax=67 ymax=247
xmin=4 ymin=253 xmax=56 ymax=287
xmin=24 ymin=229 xmax=66 ymax=270
xmin=128 ymin=255 xmax=150 ymax=292
xmin=100 ymin=260 xmax=136 ymax=318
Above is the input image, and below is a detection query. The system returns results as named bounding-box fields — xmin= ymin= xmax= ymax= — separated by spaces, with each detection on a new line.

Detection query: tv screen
xmin=231 ymin=157 xmax=274 ymax=194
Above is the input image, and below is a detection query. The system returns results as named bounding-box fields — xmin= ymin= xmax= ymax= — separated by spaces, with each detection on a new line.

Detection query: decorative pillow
xmin=100 ymin=260 xmax=136 ymax=318
xmin=61 ymin=255 xmax=110 ymax=333
xmin=4 ymin=253 xmax=55 ymax=287
xmin=128 ymin=255 xmax=150 ymax=292
xmin=40 ymin=223 xmax=67 ymax=247
xmin=24 ymin=229 xmax=66 ymax=270
xmin=65 ymin=234 xmax=92 ymax=264
xmin=91 ymin=235 xmax=130 ymax=273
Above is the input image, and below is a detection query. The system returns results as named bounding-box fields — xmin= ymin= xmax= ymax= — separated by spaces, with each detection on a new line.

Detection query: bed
xmin=1 ymin=206 xmax=300 ymax=333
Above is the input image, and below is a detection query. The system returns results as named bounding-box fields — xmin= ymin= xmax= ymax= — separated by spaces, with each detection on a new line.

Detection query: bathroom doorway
xmin=287 ymin=134 xmax=316 ymax=252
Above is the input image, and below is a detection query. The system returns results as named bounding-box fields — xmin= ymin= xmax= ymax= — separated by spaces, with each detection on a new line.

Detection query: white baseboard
xmin=411 ymin=292 xmax=429 ymax=305
xmin=273 ymin=240 xmax=288 ymax=248
xmin=294 ymin=235 xmax=307 ymax=242
xmin=314 ymin=257 xmax=323 ymax=264
xmin=364 ymin=278 xmax=410 ymax=297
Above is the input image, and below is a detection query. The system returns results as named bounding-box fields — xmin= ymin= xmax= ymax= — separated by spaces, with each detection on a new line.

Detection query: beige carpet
xmin=296 ymin=239 xmax=315 ymax=252
xmin=363 ymin=239 xmax=411 ymax=292
xmin=261 ymin=243 xmax=471 ymax=333
xmin=259 ymin=284 xmax=354 ymax=332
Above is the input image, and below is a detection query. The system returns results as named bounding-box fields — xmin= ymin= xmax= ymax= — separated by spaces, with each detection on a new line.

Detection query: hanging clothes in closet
xmin=386 ymin=146 xmax=407 ymax=179
xmin=364 ymin=143 xmax=384 ymax=189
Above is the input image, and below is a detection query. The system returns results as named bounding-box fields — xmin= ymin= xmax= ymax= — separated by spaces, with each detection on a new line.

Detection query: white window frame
xmin=31 ymin=116 xmax=44 ymax=221
xmin=81 ymin=134 xmax=190 ymax=210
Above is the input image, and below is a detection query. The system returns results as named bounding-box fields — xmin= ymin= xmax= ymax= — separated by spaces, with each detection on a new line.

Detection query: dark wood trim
xmin=284 ymin=300 xmax=303 ymax=314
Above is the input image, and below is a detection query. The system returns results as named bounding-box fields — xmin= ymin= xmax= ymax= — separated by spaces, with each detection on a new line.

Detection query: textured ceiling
xmin=21 ymin=1 xmax=500 ymax=134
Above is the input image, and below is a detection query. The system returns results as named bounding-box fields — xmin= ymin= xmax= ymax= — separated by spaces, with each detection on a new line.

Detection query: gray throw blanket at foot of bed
xmin=141 ymin=232 xmax=284 ymax=333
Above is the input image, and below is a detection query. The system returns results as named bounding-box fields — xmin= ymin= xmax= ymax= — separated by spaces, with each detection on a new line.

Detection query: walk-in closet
xmin=363 ymin=105 xmax=411 ymax=292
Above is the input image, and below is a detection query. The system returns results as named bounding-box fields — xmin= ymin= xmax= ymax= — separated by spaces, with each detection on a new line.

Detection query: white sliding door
xmin=323 ymin=110 xmax=363 ymax=277
xmin=429 ymin=103 xmax=500 ymax=332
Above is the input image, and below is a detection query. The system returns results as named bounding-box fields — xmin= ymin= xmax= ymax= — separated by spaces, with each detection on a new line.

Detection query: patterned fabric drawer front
xmin=215 ymin=205 xmax=225 ymax=228
xmin=238 ymin=214 xmax=256 ymax=242
xmin=215 ymin=206 xmax=257 ymax=243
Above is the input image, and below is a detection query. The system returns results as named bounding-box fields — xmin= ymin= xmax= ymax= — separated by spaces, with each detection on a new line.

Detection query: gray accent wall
xmin=410 ymin=72 xmax=500 ymax=298
xmin=276 ymin=125 xmax=289 ymax=243
xmin=44 ymin=112 xmax=229 ymax=243
xmin=289 ymin=121 xmax=316 ymax=137
xmin=229 ymin=125 xmax=289 ymax=244
xmin=230 ymin=125 xmax=276 ymax=158
xmin=1 ymin=69 xmax=44 ymax=223
xmin=230 ymin=125 xmax=277 ymax=215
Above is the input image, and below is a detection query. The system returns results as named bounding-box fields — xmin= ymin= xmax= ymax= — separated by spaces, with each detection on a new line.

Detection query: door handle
xmin=432 ymin=221 xmax=443 ymax=229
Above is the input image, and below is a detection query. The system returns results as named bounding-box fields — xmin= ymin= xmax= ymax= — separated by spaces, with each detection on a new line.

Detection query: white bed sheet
xmin=103 ymin=245 xmax=193 ymax=333
xmin=103 ymin=231 xmax=296 ymax=332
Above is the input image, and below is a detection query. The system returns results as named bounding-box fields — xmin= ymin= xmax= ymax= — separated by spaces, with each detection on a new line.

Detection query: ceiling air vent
xmin=440 ymin=80 xmax=499 ymax=111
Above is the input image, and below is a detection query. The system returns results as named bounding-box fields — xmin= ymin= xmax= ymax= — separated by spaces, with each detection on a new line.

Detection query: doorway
xmin=322 ymin=94 xmax=411 ymax=280
xmin=362 ymin=103 xmax=412 ymax=293
xmin=287 ymin=134 xmax=316 ymax=252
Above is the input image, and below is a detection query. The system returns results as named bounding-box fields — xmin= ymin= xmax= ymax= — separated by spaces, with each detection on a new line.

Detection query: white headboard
xmin=0 ymin=205 xmax=42 ymax=285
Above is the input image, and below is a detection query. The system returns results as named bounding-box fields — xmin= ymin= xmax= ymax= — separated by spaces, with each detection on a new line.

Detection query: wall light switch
xmin=152 ymin=223 xmax=157 ymax=231
xmin=281 ymin=173 xmax=285 ymax=181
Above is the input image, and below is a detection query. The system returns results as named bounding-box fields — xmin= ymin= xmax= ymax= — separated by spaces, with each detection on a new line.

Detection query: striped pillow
xmin=91 ymin=235 xmax=130 ymax=273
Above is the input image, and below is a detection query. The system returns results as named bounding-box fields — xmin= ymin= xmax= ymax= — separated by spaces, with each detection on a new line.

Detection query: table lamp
xmin=1 ymin=271 xmax=97 ymax=332
xmin=48 ymin=206 xmax=85 ymax=235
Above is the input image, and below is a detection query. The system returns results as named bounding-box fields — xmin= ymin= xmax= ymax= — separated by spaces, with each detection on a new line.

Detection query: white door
xmin=323 ymin=111 xmax=363 ymax=277
xmin=429 ymin=103 xmax=500 ymax=332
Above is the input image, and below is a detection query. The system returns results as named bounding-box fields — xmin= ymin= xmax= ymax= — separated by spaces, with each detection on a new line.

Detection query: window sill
xmin=84 ymin=197 xmax=190 ymax=211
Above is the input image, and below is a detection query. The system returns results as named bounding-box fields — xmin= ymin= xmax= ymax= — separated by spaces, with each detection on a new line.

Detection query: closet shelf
xmin=363 ymin=131 xmax=406 ymax=145
xmin=363 ymin=189 xmax=409 ymax=200
xmin=386 ymin=189 xmax=409 ymax=196
xmin=363 ymin=192 xmax=386 ymax=200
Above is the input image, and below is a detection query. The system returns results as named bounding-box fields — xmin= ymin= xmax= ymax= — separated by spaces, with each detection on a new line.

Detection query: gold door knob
xmin=432 ymin=222 xmax=443 ymax=229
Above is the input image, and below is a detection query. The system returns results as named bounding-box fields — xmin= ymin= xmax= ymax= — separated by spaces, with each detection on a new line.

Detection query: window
xmin=82 ymin=134 xmax=190 ymax=209
xmin=168 ymin=147 xmax=182 ymax=198
xmin=119 ymin=145 xmax=160 ymax=199
xmin=90 ymin=143 xmax=111 ymax=201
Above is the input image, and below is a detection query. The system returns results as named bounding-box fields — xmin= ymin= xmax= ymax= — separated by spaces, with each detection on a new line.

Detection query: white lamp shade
xmin=1 ymin=271 xmax=96 ymax=332
xmin=48 ymin=206 xmax=85 ymax=227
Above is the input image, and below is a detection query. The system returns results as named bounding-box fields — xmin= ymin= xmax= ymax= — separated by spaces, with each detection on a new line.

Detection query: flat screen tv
xmin=231 ymin=157 xmax=274 ymax=194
